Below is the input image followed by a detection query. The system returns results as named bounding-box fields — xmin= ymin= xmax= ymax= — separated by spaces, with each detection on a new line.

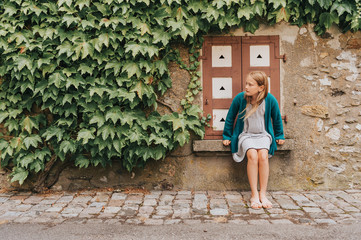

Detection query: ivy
xmin=0 ymin=0 xmax=360 ymax=187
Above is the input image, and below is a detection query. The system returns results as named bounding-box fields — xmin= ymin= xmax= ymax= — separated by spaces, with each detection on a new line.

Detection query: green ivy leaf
xmin=0 ymin=111 xmax=10 ymax=123
xmin=167 ymin=19 xmax=183 ymax=31
xmin=19 ymin=154 xmax=35 ymax=168
xmin=57 ymin=41 xmax=73 ymax=57
xmin=176 ymin=6 xmax=189 ymax=21
xmin=8 ymin=95 xmax=22 ymax=104
xmin=162 ymin=113 xmax=186 ymax=131
xmin=212 ymin=0 xmax=225 ymax=9
xmin=237 ymin=6 xmax=253 ymax=20
xmin=150 ymin=134 xmax=168 ymax=148
xmin=30 ymin=160 xmax=44 ymax=173
xmin=318 ymin=0 xmax=332 ymax=9
xmin=152 ymin=28 xmax=171 ymax=45
xmin=188 ymin=0 xmax=205 ymax=12
xmin=75 ymin=155 xmax=90 ymax=168
xmin=22 ymin=116 xmax=39 ymax=134
xmin=89 ymin=87 xmax=107 ymax=97
xmin=180 ymin=24 xmax=194 ymax=40
xmin=119 ymin=112 xmax=137 ymax=128
xmin=62 ymin=14 xmax=80 ymax=27
xmin=113 ymin=139 xmax=125 ymax=154
xmin=23 ymin=135 xmax=42 ymax=149
xmin=60 ymin=140 xmax=76 ymax=154
xmin=154 ymin=60 xmax=168 ymax=76
xmin=204 ymin=5 xmax=221 ymax=21
xmin=66 ymin=76 xmax=83 ymax=89
xmin=185 ymin=105 xmax=202 ymax=117
xmin=319 ymin=12 xmax=339 ymax=29
xmin=252 ymin=1 xmax=265 ymax=16
xmin=276 ymin=7 xmax=290 ymax=23
xmin=42 ymin=126 xmax=64 ymax=142
xmin=0 ymin=139 xmax=9 ymax=151
xmin=174 ymin=129 xmax=190 ymax=146
xmin=98 ymin=125 xmax=116 ymax=140
xmin=140 ymin=23 xmax=151 ymax=36
xmin=16 ymin=55 xmax=32 ymax=71
xmin=332 ymin=2 xmax=353 ymax=16
xmin=90 ymin=112 xmax=106 ymax=128
xmin=81 ymin=41 xmax=94 ymax=59
xmin=105 ymin=61 xmax=122 ymax=76
xmin=10 ymin=167 xmax=29 ymax=185
xmin=105 ymin=108 xmax=122 ymax=125
xmin=10 ymin=137 xmax=24 ymax=152
xmin=131 ymin=80 xmax=148 ymax=100
xmin=269 ymin=0 xmax=287 ymax=9
xmin=76 ymin=0 xmax=90 ymax=10
xmin=142 ymin=44 xmax=159 ymax=58
xmin=125 ymin=42 xmax=142 ymax=58
xmin=122 ymin=62 xmax=141 ymax=78
xmin=34 ymin=148 xmax=51 ymax=162
xmin=128 ymin=129 xmax=144 ymax=144
xmin=78 ymin=63 xmax=94 ymax=75
xmin=3 ymin=3 xmax=18 ymax=16
xmin=77 ymin=128 xmax=95 ymax=144
xmin=49 ymin=72 xmax=66 ymax=88
xmin=8 ymin=109 xmax=23 ymax=119
xmin=5 ymin=119 xmax=19 ymax=132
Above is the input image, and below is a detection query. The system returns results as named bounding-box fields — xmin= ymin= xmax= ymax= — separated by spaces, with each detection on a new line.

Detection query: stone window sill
xmin=193 ymin=139 xmax=294 ymax=152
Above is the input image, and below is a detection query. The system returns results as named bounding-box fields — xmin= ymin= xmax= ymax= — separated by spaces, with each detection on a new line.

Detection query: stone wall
xmin=1 ymin=23 xmax=360 ymax=191
xmin=282 ymin=24 xmax=361 ymax=189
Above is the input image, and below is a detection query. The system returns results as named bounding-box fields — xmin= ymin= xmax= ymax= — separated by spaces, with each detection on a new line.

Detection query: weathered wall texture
xmin=1 ymin=23 xmax=360 ymax=191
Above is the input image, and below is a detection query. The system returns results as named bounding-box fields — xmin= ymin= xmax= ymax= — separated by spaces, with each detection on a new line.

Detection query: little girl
xmin=222 ymin=71 xmax=285 ymax=209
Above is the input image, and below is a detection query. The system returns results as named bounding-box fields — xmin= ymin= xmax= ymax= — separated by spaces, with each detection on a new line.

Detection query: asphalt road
xmin=1 ymin=223 xmax=361 ymax=240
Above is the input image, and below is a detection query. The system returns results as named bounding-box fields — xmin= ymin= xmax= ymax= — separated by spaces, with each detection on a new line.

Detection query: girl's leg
xmin=246 ymin=149 xmax=261 ymax=209
xmin=258 ymin=149 xmax=272 ymax=208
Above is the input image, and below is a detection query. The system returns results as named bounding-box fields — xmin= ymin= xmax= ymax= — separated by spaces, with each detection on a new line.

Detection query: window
xmin=202 ymin=36 xmax=281 ymax=139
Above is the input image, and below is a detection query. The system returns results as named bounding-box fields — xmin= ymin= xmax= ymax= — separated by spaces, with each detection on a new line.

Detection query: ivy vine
xmin=0 ymin=0 xmax=360 ymax=188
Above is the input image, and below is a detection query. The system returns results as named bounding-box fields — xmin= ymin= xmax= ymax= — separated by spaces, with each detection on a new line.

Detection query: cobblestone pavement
xmin=1 ymin=189 xmax=361 ymax=226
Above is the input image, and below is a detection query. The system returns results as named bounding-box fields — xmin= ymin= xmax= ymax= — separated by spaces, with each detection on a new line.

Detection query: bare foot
xmin=259 ymin=196 xmax=272 ymax=209
xmin=250 ymin=197 xmax=262 ymax=209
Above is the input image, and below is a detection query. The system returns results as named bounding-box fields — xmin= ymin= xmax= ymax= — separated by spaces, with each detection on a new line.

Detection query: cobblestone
xmin=0 ymin=190 xmax=360 ymax=225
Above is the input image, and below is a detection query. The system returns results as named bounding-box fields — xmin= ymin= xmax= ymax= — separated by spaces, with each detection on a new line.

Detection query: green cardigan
xmin=222 ymin=92 xmax=285 ymax=156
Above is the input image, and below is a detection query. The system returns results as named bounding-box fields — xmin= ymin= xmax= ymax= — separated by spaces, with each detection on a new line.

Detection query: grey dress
xmin=232 ymin=100 xmax=272 ymax=162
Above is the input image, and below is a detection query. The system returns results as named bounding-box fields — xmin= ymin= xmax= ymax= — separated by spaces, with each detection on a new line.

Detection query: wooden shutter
xmin=202 ymin=36 xmax=242 ymax=139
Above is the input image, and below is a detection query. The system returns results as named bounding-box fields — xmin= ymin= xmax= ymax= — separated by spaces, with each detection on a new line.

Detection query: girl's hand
xmin=276 ymin=139 xmax=285 ymax=145
xmin=223 ymin=140 xmax=231 ymax=146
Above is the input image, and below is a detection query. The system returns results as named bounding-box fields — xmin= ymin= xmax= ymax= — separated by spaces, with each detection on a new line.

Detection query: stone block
xmin=139 ymin=206 xmax=154 ymax=215
xmin=111 ymin=193 xmax=127 ymax=200
xmin=210 ymin=208 xmax=229 ymax=216
xmin=56 ymin=195 xmax=74 ymax=203
xmin=103 ymin=207 xmax=121 ymax=214
xmin=301 ymin=105 xmax=329 ymax=118
xmin=303 ymin=207 xmax=323 ymax=213
xmin=143 ymin=199 xmax=157 ymax=206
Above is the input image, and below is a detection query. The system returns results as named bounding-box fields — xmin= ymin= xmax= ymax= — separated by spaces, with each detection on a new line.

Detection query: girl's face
xmin=245 ymin=76 xmax=264 ymax=98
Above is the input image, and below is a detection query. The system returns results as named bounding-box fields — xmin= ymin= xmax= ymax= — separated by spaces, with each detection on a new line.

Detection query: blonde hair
xmin=243 ymin=71 xmax=268 ymax=120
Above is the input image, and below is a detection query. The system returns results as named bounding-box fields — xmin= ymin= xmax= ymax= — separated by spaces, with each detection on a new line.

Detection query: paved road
xmin=1 ymin=222 xmax=361 ymax=240
xmin=1 ymin=189 xmax=361 ymax=239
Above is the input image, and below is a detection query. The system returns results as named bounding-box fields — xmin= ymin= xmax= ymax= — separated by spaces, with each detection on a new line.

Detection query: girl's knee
xmin=247 ymin=149 xmax=258 ymax=163
xmin=258 ymin=150 xmax=269 ymax=164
